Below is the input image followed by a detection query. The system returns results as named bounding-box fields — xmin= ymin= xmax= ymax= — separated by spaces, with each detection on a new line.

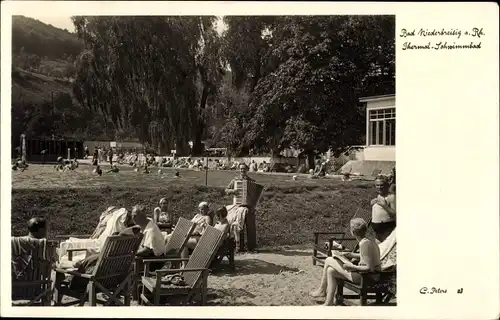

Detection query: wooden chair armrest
xmin=141 ymin=258 xmax=189 ymax=264
xmin=66 ymin=248 xmax=88 ymax=252
xmin=55 ymin=268 xmax=92 ymax=279
xmin=155 ymin=267 xmax=209 ymax=276
xmin=54 ymin=234 xmax=92 ymax=239
xmin=13 ymin=280 xmax=52 ymax=286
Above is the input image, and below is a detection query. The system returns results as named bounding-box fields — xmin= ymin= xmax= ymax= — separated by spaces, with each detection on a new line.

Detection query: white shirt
xmin=371 ymin=194 xmax=396 ymax=223
xmin=141 ymin=219 xmax=166 ymax=256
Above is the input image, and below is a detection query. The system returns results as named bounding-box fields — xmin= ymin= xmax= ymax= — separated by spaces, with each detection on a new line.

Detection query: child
xmin=214 ymin=206 xmax=230 ymax=236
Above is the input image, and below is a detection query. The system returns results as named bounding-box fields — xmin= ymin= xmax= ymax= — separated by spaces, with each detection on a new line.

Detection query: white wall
xmin=363 ymin=146 xmax=395 ymax=161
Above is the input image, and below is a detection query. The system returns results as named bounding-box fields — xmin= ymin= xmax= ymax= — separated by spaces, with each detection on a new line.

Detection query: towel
xmin=91 ymin=206 xmax=118 ymax=239
xmin=161 ymin=273 xmax=186 ymax=286
xmin=97 ymin=208 xmax=129 ymax=250
xmin=226 ymin=205 xmax=248 ymax=233
xmin=379 ymin=228 xmax=396 ymax=261
xmin=11 ymin=236 xmax=47 ymax=280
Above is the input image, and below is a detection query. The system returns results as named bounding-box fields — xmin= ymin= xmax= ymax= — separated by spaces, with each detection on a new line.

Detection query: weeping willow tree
xmin=72 ymin=16 xmax=218 ymax=155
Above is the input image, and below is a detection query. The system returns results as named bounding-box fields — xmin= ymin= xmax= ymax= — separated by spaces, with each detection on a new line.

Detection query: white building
xmin=360 ymin=94 xmax=395 ymax=162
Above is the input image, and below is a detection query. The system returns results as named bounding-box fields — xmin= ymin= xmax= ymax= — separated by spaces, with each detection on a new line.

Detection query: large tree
xmin=228 ymin=15 xmax=395 ymax=166
xmin=72 ymin=16 xmax=218 ymax=155
xmin=191 ymin=17 xmax=225 ymax=155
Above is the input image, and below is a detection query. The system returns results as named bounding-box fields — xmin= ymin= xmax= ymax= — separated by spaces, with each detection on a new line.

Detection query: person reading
xmin=309 ymin=218 xmax=381 ymax=306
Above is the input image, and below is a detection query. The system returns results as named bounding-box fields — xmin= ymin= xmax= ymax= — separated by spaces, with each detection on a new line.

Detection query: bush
xmin=11 ymin=182 xmax=376 ymax=247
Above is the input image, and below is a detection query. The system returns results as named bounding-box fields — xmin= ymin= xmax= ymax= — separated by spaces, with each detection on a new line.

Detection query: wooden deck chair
xmin=336 ymin=241 xmax=397 ymax=306
xmin=312 ymin=208 xmax=374 ymax=266
xmin=53 ymin=234 xmax=143 ymax=306
xmin=11 ymin=237 xmax=58 ymax=306
xmin=206 ymin=203 xmax=236 ymax=272
xmin=132 ymin=217 xmax=195 ymax=300
xmin=139 ymin=226 xmax=225 ymax=306
xmin=211 ymin=236 xmax=236 ymax=272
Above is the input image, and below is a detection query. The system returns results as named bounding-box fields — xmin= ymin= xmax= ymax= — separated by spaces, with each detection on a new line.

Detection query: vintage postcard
xmin=1 ymin=1 xmax=498 ymax=319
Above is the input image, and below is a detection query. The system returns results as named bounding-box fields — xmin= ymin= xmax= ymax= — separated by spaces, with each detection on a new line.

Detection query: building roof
xmin=359 ymin=94 xmax=395 ymax=103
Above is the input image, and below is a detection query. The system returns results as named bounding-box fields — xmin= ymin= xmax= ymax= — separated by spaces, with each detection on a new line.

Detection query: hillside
xmin=11 ymin=16 xmax=116 ymax=142
xmin=12 ymin=15 xmax=83 ymax=61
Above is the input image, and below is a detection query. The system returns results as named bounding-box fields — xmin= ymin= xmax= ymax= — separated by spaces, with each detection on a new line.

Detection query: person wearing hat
xmin=173 ymin=202 xmax=213 ymax=262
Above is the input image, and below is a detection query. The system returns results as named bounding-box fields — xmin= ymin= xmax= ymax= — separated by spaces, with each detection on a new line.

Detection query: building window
xmin=368 ymin=107 xmax=395 ymax=146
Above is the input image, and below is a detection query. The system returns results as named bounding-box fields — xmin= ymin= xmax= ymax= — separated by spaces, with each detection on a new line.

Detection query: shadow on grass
xmin=212 ymin=258 xmax=300 ymax=277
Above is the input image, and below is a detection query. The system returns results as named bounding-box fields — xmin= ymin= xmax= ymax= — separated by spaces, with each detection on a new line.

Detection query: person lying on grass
xmin=309 ymin=218 xmax=381 ymax=306
xmin=106 ymin=164 xmax=119 ymax=173
xmin=153 ymin=197 xmax=174 ymax=232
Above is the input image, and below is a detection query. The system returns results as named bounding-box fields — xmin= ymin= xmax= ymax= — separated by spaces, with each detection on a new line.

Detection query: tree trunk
xmin=307 ymin=151 xmax=315 ymax=171
xmin=192 ymin=85 xmax=209 ymax=156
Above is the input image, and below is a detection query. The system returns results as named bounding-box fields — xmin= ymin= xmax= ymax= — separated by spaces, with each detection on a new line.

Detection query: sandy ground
xmin=56 ymin=246 xmax=395 ymax=307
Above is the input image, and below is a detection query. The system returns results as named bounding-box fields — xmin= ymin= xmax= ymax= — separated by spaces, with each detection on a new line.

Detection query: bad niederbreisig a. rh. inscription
xmin=400 ymin=28 xmax=484 ymax=51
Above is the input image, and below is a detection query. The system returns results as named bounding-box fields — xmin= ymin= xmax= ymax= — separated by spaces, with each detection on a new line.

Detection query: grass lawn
xmin=11 ymin=164 xmax=377 ymax=248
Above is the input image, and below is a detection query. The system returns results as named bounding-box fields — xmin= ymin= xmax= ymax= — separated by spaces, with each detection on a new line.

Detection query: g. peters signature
xmin=420 ymin=287 xmax=448 ymax=294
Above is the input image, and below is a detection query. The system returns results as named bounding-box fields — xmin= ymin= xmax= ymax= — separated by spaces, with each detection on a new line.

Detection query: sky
xmin=27 ymin=15 xmax=226 ymax=34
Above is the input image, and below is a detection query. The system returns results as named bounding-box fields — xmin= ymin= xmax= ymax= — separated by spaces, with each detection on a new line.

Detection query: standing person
xmin=91 ymin=149 xmax=98 ymax=166
xmin=108 ymin=148 xmax=114 ymax=166
xmin=84 ymin=145 xmax=89 ymax=159
xmin=370 ymin=176 xmax=396 ymax=243
xmin=224 ymin=163 xmax=256 ymax=252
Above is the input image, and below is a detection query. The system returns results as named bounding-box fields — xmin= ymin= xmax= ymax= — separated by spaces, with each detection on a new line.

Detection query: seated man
xmin=58 ymin=225 xmax=141 ymax=292
xmin=132 ymin=204 xmax=166 ymax=259
xmin=12 ymin=217 xmax=56 ymax=281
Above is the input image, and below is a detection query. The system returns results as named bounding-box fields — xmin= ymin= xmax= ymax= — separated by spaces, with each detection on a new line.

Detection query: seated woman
xmin=178 ymin=202 xmax=213 ymax=260
xmin=153 ymin=197 xmax=174 ymax=232
xmin=309 ymin=218 xmax=381 ymax=306
xmin=214 ymin=207 xmax=230 ymax=236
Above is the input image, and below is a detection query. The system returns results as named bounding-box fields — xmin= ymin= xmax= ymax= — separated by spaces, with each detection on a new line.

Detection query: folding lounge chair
xmin=53 ymin=234 xmax=143 ymax=306
xmin=11 ymin=237 xmax=58 ymax=306
xmin=312 ymin=208 xmax=374 ymax=266
xmin=210 ymin=235 xmax=236 ymax=272
xmin=140 ymin=226 xmax=225 ymax=306
xmin=132 ymin=217 xmax=195 ymax=300
xmin=336 ymin=242 xmax=397 ymax=306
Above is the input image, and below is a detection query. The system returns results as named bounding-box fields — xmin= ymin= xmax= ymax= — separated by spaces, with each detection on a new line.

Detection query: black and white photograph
xmin=9 ymin=12 xmax=396 ymax=307
xmin=1 ymin=2 xmax=498 ymax=319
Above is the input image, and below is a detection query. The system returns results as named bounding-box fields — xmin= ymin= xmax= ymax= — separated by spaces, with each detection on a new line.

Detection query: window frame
xmin=368 ymin=106 xmax=396 ymax=146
